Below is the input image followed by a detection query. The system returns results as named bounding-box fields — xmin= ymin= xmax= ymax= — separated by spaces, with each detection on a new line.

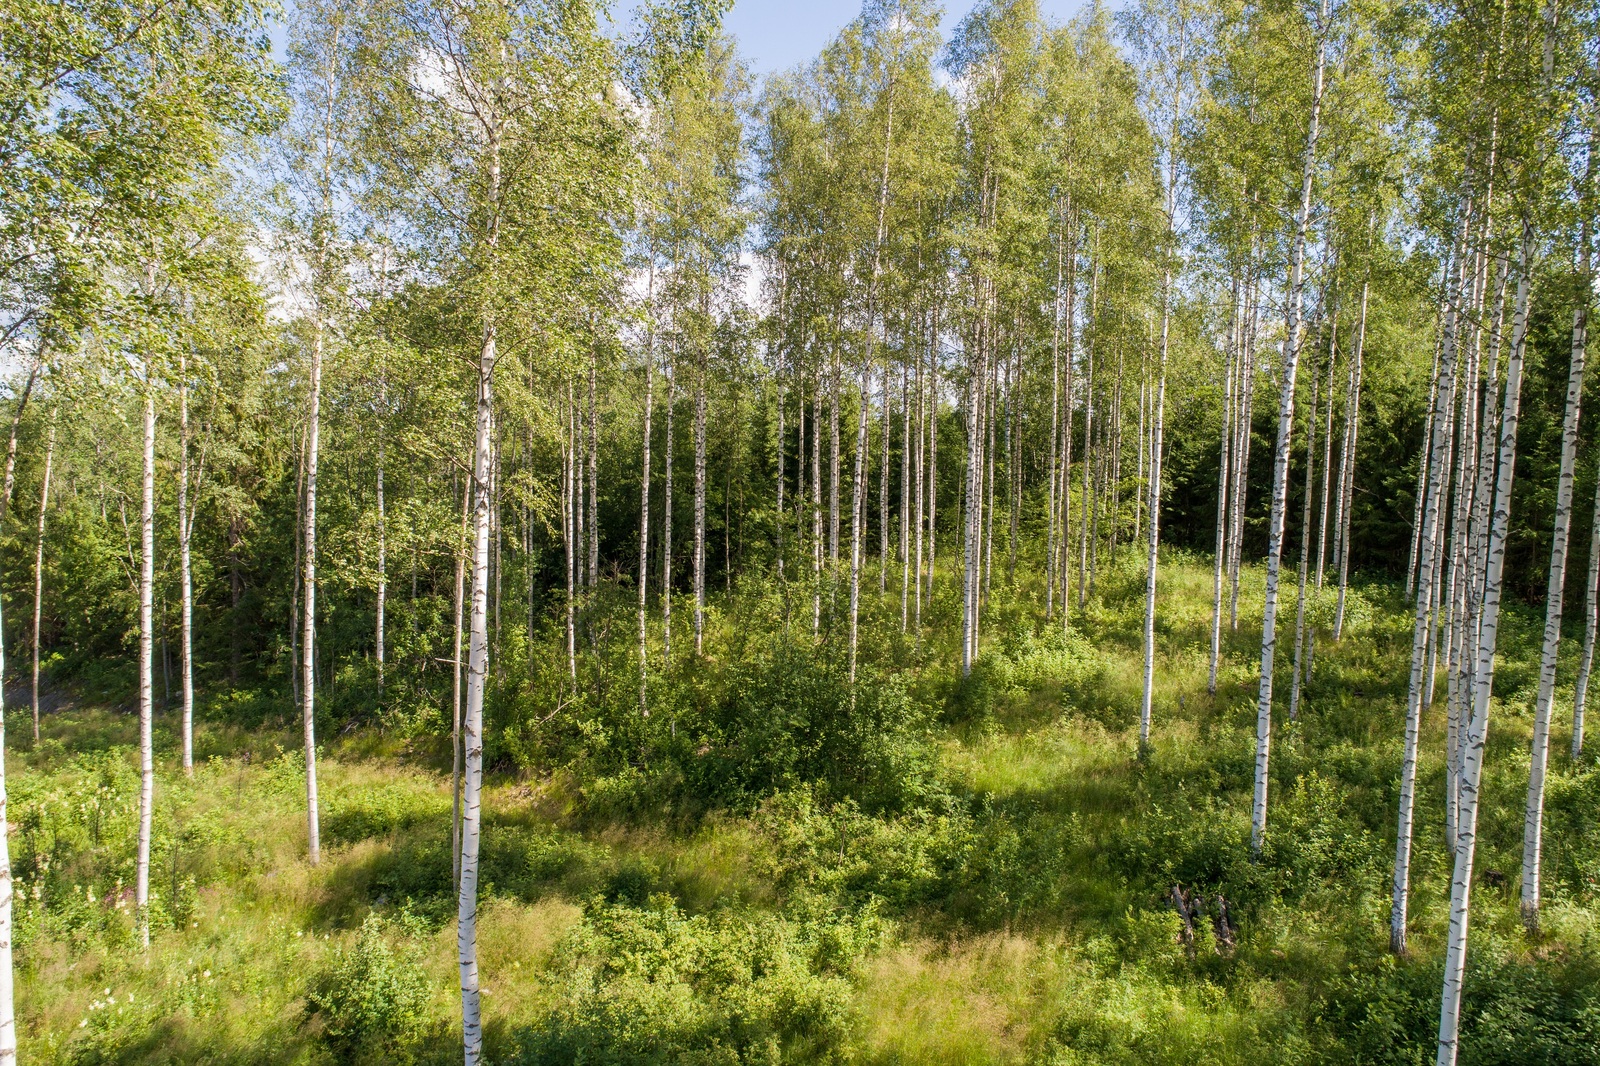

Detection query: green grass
xmin=13 ymin=552 xmax=1600 ymax=1064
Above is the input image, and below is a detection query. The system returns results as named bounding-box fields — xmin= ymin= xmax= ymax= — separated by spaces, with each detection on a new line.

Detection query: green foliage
xmin=687 ymin=646 xmax=938 ymax=810
xmin=1321 ymin=941 xmax=1600 ymax=1066
xmin=306 ymin=913 xmax=430 ymax=1062
xmin=518 ymin=896 xmax=868 ymax=1065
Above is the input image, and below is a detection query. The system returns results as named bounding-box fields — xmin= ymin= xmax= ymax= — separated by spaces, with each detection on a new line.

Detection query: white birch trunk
xmin=1334 ymin=280 xmax=1369 ymax=639
xmin=1438 ymin=230 xmax=1531 ymax=1066
xmin=693 ymin=340 xmax=707 ymax=656
xmin=0 ymin=382 xmax=18 ymax=1060
xmin=639 ymin=260 xmax=654 ymax=715
xmin=0 ymin=586 xmax=13 ymax=1062
xmin=137 ymin=383 xmax=156 ymax=946
xmin=1408 ymin=285 xmax=1449 ymax=601
xmin=1210 ymin=280 xmax=1239 ymax=695
xmin=1289 ymin=342 xmax=1323 ymax=723
xmin=850 ymin=364 xmax=869 ymax=686
xmin=812 ymin=361 xmax=822 ymax=635
xmin=178 ymin=357 xmax=194 ymax=771
xmin=1252 ymin=6 xmax=1327 ymax=856
xmin=900 ymin=359 xmax=911 ymax=629
xmin=376 ymin=437 xmax=385 ymax=698
xmin=1574 ymin=464 xmax=1600 ymax=758
xmin=1047 ymin=224 xmax=1064 ymax=622
xmin=1229 ymin=270 xmax=1258 ymax=630
xmin=302 ymin=313 xmax=323 ymax=868
xmin=1140 ymin=262 xmax=1172 ymax=751
xmin=1520 ymin=242 xmax=1587 ymax=928
xmin=1315 ymin=303 xmax=1339 ymax=588
xmin=914 ymin=328 xmax=926 ymax=635
xmin=664 ymin=354 xmax=675 ymax=655
xmin=31 ymin=415 xmax=55 ymax=743
xmin=451 ymin=475 xmax=467 ymax=886
xmin=1392 ymin=208 xmax=1470 ymax=953
xmin=458 ymin=321 xmax=495 ymax=1066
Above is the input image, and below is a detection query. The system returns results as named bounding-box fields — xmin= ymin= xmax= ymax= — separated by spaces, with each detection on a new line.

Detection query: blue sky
xmin=269 ymin=1 xmax=1097 ymax=76
xmin=726 ymin=0 xmax=1093 ymax=76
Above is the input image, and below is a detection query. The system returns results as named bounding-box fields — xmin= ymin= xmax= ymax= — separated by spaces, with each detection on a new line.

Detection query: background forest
xmin=4 ymin=0 xmax=1600 ymax=1062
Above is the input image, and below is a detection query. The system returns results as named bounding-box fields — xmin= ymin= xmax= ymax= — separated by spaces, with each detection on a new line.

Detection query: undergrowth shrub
xmin=1320 ymin=937 xmax=1600 ymax=1066
xmin=517 ymin=895 xmax=876 ymax=1065
xmin=687 ymin=647 xmax=937 ymax=810
xmin=305 ymin=912 xmax=430 ymax=1063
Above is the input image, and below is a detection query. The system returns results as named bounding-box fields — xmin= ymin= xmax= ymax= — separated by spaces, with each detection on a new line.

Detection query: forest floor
xmin=12 ymin=554 xmax=1600 ymax=1064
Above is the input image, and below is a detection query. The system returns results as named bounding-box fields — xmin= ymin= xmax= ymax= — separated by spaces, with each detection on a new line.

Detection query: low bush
xmin=305 ymin=912 xmax=430 ymax=1063
xmin=517 ymin=895 xmax=874 ymax=1064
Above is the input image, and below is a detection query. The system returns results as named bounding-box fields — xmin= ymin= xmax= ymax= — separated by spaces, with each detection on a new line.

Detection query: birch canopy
xmin=3 ymin=0 xmax=1600 ymax=1063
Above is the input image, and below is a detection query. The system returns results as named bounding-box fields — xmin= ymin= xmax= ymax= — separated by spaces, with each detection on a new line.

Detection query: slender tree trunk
xmin=1289 ymin=340 xmax=1324 ymax=721
xmin=457 ymin=120 xmax=504 ymax=1065
xmin=1575 ymin=433 xmax=1600 ymax=758
xmin=1139 ymin=260 xmax=1172 ymax=753
xmin=177 ymin=354 xmax=195 ymax=771
xmin=830 ymin=352 xmax=840 ymax=567
xmin=1229 ymin=267 xmax=1259 ymax=630
xmin=137 ymin=383 xmax=155 ymax=947
xmin=302 ymin=312 xmax=324 ymax=867
xmin=0 ymin=522 xmax=15 ymax=1059
xmin=1520 ymin=226 xmax=1588 ymax=929
xmin=1252 ymin=6 xmax=1327 ymax=856
xmin=587 ymin=356 xmax=598 ymax=591
xmin=914 ymin=327 xmax=926 ymax=635
xmin=1409 ymin=284 xmax=1450 ymax=601
xmin=983 ymin=348 xmax=996 ymax=604
xmin=1335 ymin=280 xmax=1369 ymax=639
xmin=451 ymin=474 xmax=468 ymax=886
xmin=31 ymin=414 xmax=55 ymax=743
xmin=664 ymin=353 xmax=675 ymax=657
xmin=565 ymin=389 xmax=577 ymax=675
xmin=1078 ymin=265 xmax=1098 ymax=609
xmin=290 ymin=430 xmax=305 ymax=713
xmin=926 ymin=315 xmax=939 ymax=602
xmin=900 ymin=358 xmax=911 ymax=629
xmin=1060 ymin=223 xmax=1077 ymax=623
xmin=1392 ymin=204 xmax=1470 ymax=953
xmin=962 ymin=336 xmax=981 ymax=676
xmin=812 ymin=360 xmax=823 ymax=635
xmin=850 ymin=363 xmax=869 ymax=686
xmin=693 ymin=337 xmax=707 ymax=656
xmin=881 ymin=361 xmax=890 ymax=593
xmin=1315 ymin=299 xmax=1340 ymax=588
xmin=458 ymin=323 xmax=496 ymax=1066
xmin=1047 ymin=224 xmax=1063 ymax=622
xmin=639 ymin=263 xmax=655 ymax=716
xmin=1438 ymin=228 xmax=1531 ymax=1066
xmin=376 ymin=390 xmax=385 ymax=699
xmin=1450 ymin=262 xmax=1507 ymax=851
xmin=1006 ymin=342 xmax=1020 ymax=587
xmin=1211 ymin=278 xmax=1240 ymax=695
xmin=0 ymin=359 xmax=39 ymax=1066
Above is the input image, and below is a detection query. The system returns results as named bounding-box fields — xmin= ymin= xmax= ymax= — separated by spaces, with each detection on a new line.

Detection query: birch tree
xmin=1251 ymin=0 xmax=1330 ymax=856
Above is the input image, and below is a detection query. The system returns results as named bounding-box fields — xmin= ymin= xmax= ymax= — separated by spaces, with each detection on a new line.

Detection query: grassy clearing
xmin=13 ymin=554 xmax=1600 ymax=1064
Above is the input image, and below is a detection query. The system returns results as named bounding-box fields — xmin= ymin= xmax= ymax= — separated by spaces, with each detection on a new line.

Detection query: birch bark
xmin=1520 ymin=226 xmax=1588 ymax=928
xmin=1252 ymin=2 xmax=1328 ymax=856
xmin=1438 ymin=230 xmax=1532 ymax=1066
xmin=1392 ymin=205 xmax=1470 ymax=953
xmin=137 ymin=383 xmax=155 ymax=946
xmin=178 ymin=355 xmax=194 ymax=770
xmin=31 ymin=415 xmax=54 ymax=744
